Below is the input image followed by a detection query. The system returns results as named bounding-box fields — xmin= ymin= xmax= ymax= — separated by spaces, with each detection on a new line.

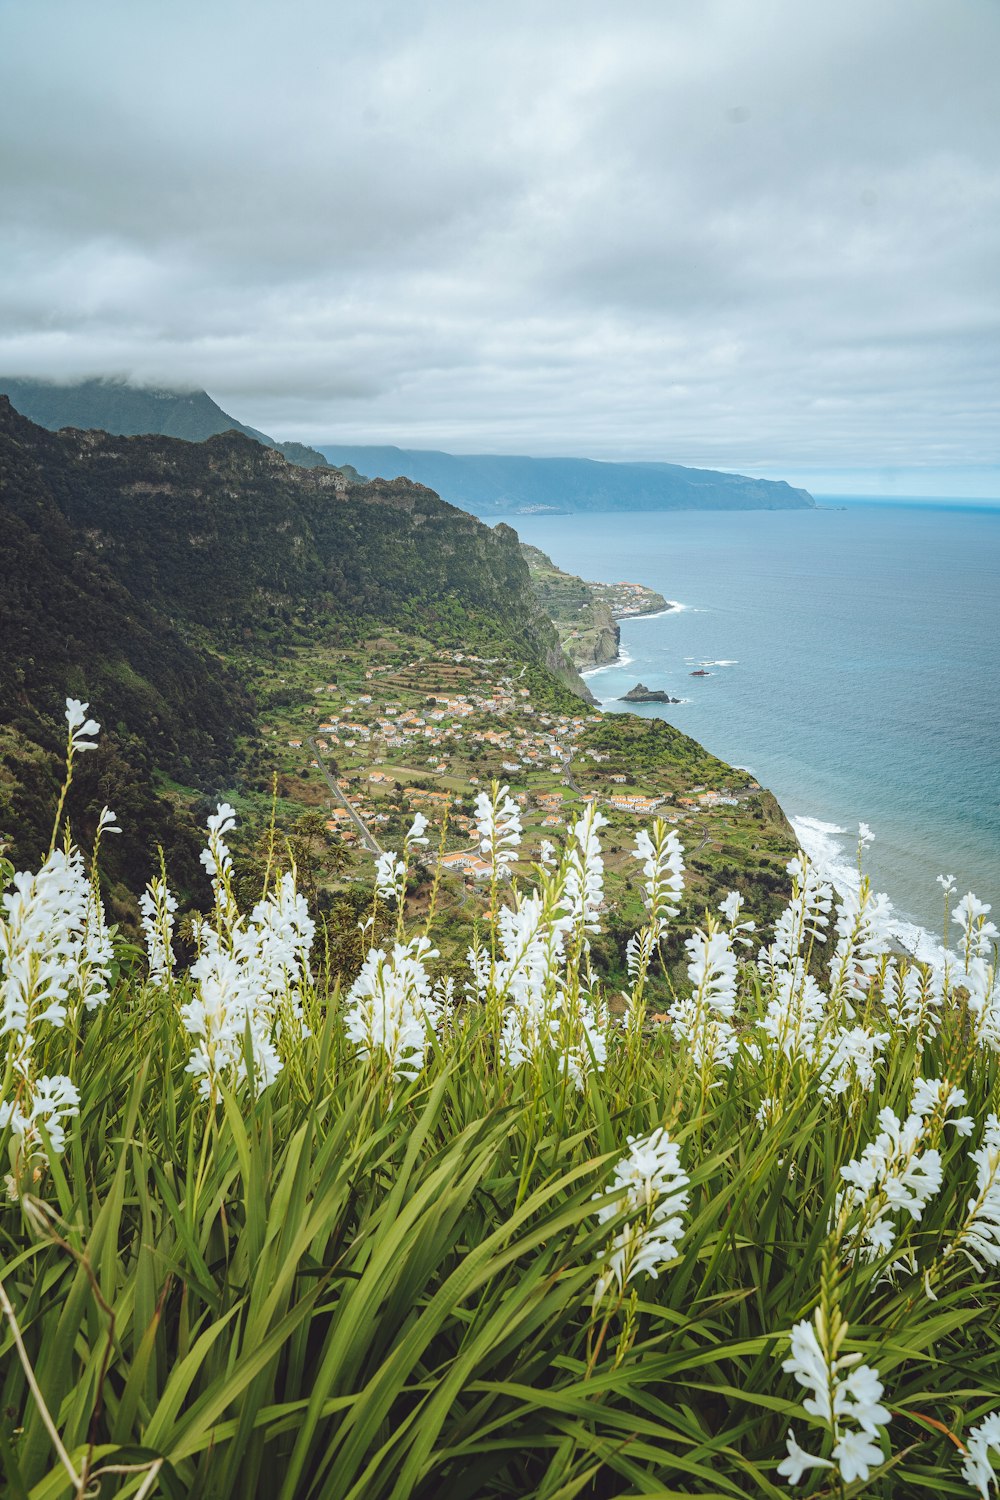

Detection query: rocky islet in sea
xmin=618 ymin=682 xmax=681 ymax=704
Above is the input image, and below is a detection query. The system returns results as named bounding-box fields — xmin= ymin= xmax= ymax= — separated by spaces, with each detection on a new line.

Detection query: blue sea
xmin=515 ymin=499 xmax=1000 ymax=955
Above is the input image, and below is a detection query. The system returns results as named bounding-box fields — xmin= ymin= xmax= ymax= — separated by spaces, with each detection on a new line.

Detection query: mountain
xmin=0 ymin=398 xmax=588 ymax=885
xmin=0 ymin=376 xmax=352 ymax=473
xmin=0 ymin=401 xmax=256 ymax=904
xmin=316 ymin=444 xmax=815 ymax=515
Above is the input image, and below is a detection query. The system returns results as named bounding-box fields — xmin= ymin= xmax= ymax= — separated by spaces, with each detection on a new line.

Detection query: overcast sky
xmin=2 ymin=0 xmax=998 ymax=494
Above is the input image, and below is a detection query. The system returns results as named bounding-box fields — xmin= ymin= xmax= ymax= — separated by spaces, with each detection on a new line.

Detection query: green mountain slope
xmin=12 ymin=413 xmax=583 ymax=684
xmin=0 ymin=399 xmax=589 ymax=883
xmin=317 ymin=444 xmax=815 ymax=515
xmin=0 ymin=401 xmax=256 ymax=900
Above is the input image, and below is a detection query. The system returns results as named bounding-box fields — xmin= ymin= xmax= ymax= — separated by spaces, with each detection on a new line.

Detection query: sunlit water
xmin=515 ymin=499 xmax=1000 ymax=951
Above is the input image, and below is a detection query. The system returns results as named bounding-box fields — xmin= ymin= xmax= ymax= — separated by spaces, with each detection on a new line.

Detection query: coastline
xmin=581 ymin=648 xmax=635 ymax=680
xmin=605 ymin=596 xmax=954 ymax=968
xmin=791 ymin=814 xmax=952 ymax=966
xmin=618 ymin=600 xmax=685 ymax=623
xmin=580 ymin=598 xmax=684 ymax=674
xmin=515 ymin=504 xmax=1000 ymax=963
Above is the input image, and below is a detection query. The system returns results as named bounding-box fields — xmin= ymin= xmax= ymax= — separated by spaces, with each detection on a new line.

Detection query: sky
xmin=1 ymin=0 xmax=998 ymax=496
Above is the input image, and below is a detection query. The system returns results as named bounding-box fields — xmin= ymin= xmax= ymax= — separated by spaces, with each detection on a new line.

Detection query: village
xmin=253 ymin=637 xmax=789 ymax=929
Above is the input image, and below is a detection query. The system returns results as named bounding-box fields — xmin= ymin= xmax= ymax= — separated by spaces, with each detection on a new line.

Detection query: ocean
xmin=514 ymin=499 xmax=1000 ymax=958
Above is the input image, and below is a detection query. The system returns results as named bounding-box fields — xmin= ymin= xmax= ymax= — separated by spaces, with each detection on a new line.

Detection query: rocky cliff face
xmin=583 ymin=606 xmax=621 ymax=669
xmin=520 ymin=543 xmax=669 ymax=673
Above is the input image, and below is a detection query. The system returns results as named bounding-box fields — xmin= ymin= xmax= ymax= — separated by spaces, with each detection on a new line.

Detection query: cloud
xmin=1 ymin=0 xmax=998 ymax=488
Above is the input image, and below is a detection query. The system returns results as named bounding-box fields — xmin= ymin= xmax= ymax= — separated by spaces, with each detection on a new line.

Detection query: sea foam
xmin=581 ymin=648 xmax=635 ymax=679
xmin=628 ymin=600 xmax=688 ymax=620
xmin=791 ymin=815 xmax=950 ymax=967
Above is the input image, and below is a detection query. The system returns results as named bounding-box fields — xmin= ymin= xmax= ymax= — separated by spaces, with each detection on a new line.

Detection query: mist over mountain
xmin=317 ymin=445 xmax=815 ymax=516
xmin=0 ymin=376 xmax=349 ymax=472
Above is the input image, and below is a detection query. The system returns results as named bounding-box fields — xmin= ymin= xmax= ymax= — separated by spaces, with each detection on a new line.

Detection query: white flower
xmin=760 ymin=970 xmax=827 ymax=1063
xmin=494 ymin=890 xmax=569 ymax=1003
xmin=864 ymin=1219 xmax=896 ymax=1255
xmin=831 ymin=1427 xmax=884 ymax=1484
xmin=561 ymin=1002 xmax=609 ymax=1092
xmin=405 ymin=812 xmax=430 ymax=848
xmin=828 ymin=881 xmax=891 ymax=1007
xmin=181 ymin=946 xmax=279 ymax=1095
xmin=78 ymin=878 xmax=114 ymax=1011
xmin=835 ymin=1363 xmax=890 ymax=1435
xmin=475 ymin=783 xmax=522 ymax=869
xmin=139 ymin=877 xmax=177 ymax=984
xmin=684 ymin=928 xmax=738 ymax=1019
xmin=954 ymin=893 xmax=999 ymax=968
xmin=816 ymin=1024 xmax=888 ymax=1099
xmin=671 ymin=924 xmax=740 ymax=1072
xmin=777 ymin=1430 xmax=834 ymax=1484
xmin=200 ymin=802 xmax=237 ymax=882
xmin=593 ymin=1127 xmax=689 ymax=1305
xmin=64 ymin=697 xmax=100 ymax=752
xmin=910 ymin=1076 xmax=973 ymax=1135
xmin=344 ymin=934 xmax=441 ymax=1081
xmin=937 ymin=873 xmax=957 ymax=896
xmin=181 ymin=868 xmax=315 ymax=1097
xmin=835 ymin=1085 xmax=948 ymax=1262
xmin=967 ymin=958 xmax=1000 ymax=1053
xmin=97 ymin=806 xmax=121 ymax=834
xmin=565 ymin=805 xmax=608 ymax=938
xmin=634 ymin=821 xmax=685 ymax=934
xmin=1 ymin=845 xmax=107 ymax=1051
xmin=485 ymin=886 xmax=582 ymax=1077
xmin=0 ymin=1073 xmax=81 ymax=1155
xmin=858 ymin=822 xmax=875 ymax=849
xmin=762 ymin=855 xmax=833 ymax=971
xmin=780 ymin=1310 xmax=891 ymax=1487
xmin=783 ymin=1318 xmax=833 ymax=1422
xmin=719 ymin=888 xmax=755 ymax=946
xmin=962 ymin=1411 xmax=1000 ymax=1499
xmin=625 ymin=926 xmax=653 ymax=981
xmin=884 ymin=959 xmax=942 ymax=1041
xmin=948 ymin=1115 xmax=1000 ymax=1270
xmin=374 ymin=850 xmax=406 ymax=906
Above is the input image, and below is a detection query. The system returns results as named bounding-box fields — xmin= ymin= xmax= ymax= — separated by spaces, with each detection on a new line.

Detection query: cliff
xmin=521 ymin=544 xmax=667 ymax=671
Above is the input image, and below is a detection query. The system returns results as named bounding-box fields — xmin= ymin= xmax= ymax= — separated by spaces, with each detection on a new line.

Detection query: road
xmin=308 ymin=738 xmax=384 ymax=856
xmin=561 ymin=752 xmax=582 ymax=795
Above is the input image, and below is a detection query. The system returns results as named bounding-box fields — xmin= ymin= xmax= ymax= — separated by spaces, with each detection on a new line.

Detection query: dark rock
xmin=619 ymin=682 xmax=680 ymax=703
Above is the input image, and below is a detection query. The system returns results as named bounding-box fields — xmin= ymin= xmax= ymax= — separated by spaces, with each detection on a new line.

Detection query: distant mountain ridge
xmin=316 ymin=444 xmax=815 ymax=515
xmin=0 ymin=376 xmax=361 ymax=475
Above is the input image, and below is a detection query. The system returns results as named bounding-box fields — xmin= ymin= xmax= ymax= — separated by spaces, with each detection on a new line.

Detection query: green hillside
xmin=1 ymin=398 xmax=799 ymax=957
xmin=0 ymin=398 xmax=585 ymax=885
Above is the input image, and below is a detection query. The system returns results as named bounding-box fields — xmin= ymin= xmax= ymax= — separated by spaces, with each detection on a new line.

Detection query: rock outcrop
xmin=619 ymin=683 xmax=680 ymax=704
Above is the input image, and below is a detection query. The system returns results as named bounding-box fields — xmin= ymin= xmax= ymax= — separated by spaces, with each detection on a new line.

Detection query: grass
xmin=2 ymin=755 xmax=1000 ymax=1498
